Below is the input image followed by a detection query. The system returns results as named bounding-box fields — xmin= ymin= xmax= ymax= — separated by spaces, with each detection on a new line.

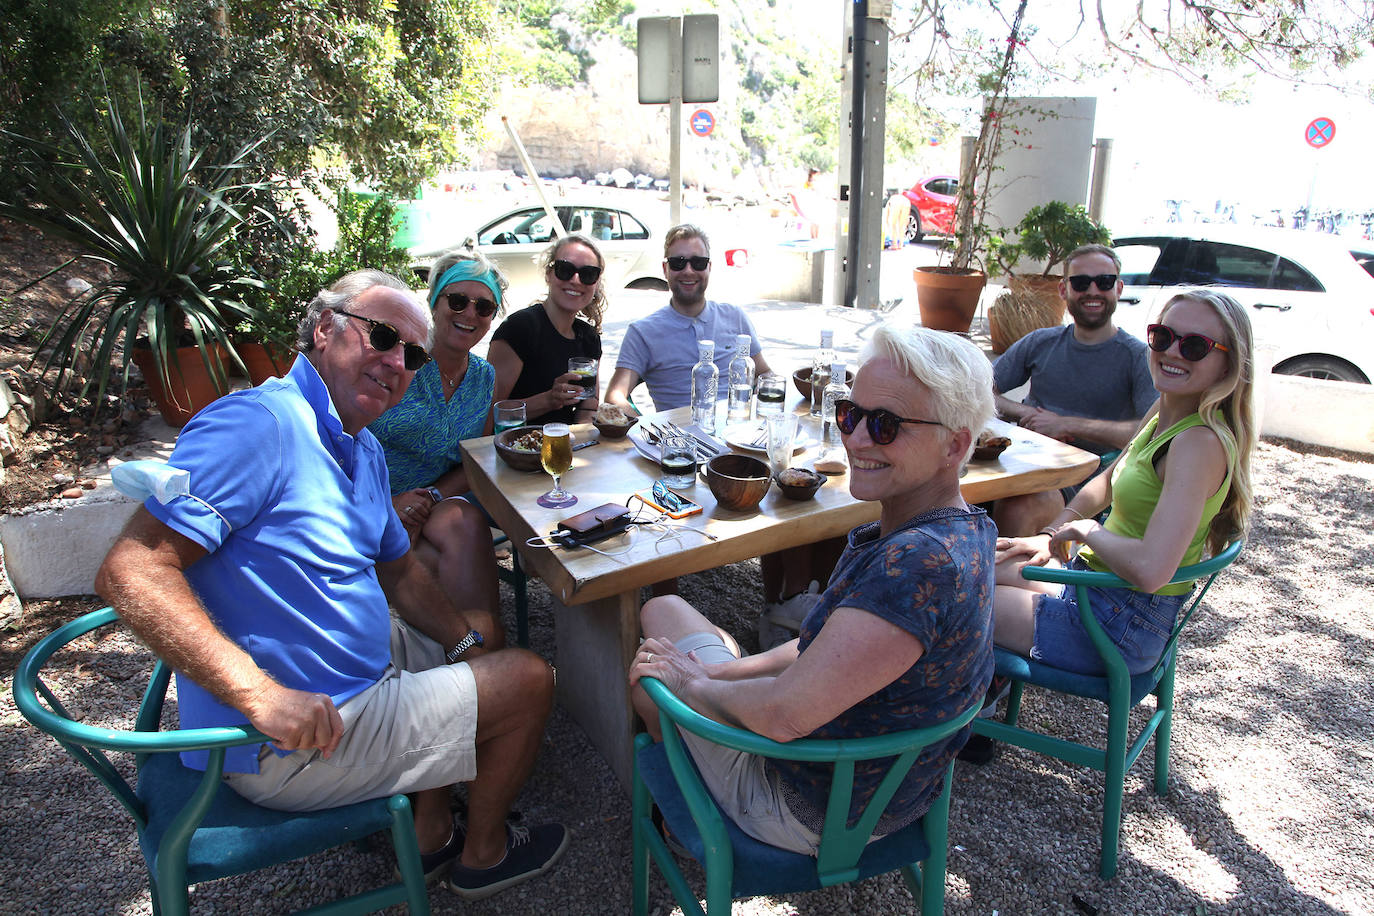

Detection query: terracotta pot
xmin=913 ymin=266 xmax=987 ymax=333
xmin=132 ymin=344 xmax=231 ymax=427
xmin=238 ymin=342 xmax=295 ymax=386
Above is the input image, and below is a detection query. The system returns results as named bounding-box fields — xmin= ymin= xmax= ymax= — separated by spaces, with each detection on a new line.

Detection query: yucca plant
xmin=0 ymin=82 xmax=279 ymax=414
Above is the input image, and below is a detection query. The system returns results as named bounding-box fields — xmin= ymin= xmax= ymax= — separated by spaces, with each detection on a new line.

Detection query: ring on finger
xmin=647 ymin=653 xmax=654 ymax=663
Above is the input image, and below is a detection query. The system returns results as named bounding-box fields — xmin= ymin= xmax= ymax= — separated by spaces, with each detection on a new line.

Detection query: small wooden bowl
xmin=495 ymin=426 xmax=545 ymax=472
xmin=592 ymin=416 xmax=637 ymax=440
xmin=972 ymin=433 xmax=1012 ymax=462
xmin=774 ymin=468 xmax=825 ymax=500
xmin=792 ymin=367 xmax=855 ymax=401
xmin=705 ymin=454 xmax=771 ymax=512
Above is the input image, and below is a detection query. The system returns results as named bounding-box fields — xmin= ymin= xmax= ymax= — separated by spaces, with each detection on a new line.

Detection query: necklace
xmin=437 ymin=353 xmax=469 ymax=390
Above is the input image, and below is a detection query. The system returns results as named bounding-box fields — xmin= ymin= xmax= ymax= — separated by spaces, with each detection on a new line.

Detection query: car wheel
xmin=1273 ymin=356 xmax=1369 ymax=384
xmin=905 ymin=213 xmax=923 ymax=244
xmin=626 ymin=277 xmax=669 ymax=291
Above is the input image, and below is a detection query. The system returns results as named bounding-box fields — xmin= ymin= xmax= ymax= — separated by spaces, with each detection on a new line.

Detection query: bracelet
xmin=1037 ymin=527 xmax=1058 ymax=538
xmin=1064 ymin=506 xmax=1086 ymax=520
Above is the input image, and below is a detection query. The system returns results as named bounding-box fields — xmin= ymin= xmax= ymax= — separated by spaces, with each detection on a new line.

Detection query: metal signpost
xmin=1304 ymin=117 xmax=1335 ymax=218
xmin=638 ymin=15 xmax=720 ymax=227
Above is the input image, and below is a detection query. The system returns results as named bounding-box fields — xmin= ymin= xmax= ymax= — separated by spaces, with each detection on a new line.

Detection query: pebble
xmin=53 ymin=473 xmax=74 ymax=485
xmin=59 ymin=487 xmax=83 ymax=499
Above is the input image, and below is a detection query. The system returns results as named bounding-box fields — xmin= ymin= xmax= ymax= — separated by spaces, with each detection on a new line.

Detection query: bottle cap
xmin=737 ymin=334 xmax=751 ymax=350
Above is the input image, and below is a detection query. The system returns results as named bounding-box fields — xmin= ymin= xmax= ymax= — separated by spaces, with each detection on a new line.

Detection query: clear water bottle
xmin=810 ymin=328 xmax=835 ymax=417
xmin=821 ymin=360 xmax=850 ymax=447
xmin=726 ymin=334 xmax=754 ymax=423
xmin=690 ymin=339 xmax=719 ymax=433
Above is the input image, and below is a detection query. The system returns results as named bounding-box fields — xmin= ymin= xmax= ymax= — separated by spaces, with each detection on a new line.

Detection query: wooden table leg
xmin=552 ymin=589 xmax=641 ymax=791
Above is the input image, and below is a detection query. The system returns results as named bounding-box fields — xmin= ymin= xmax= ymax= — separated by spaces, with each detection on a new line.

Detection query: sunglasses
xmin=1146 ymin=323 xmax=1230 ymax=362
xmin=551 ymin=259 xmax=603 ymax=285
xmin=1067 ymin=273 xmax=1119 ymax=292
xmin=439 ymin=291 xmax=498 ymax=318
xmin=666 ymin=255 xmax=711 ymax=272
xmin=834 ymin=399 xmax=943 ymax=445
xmin=652 ymin=479 xmax=687 ymax=512
xmin=333 ymin=309 xmax=430 ymax=371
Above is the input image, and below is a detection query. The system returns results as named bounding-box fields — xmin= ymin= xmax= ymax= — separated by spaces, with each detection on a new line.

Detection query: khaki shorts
xmin=225 ymin=617 xmax=478 ymax=811
xmin=671 ymin=631 xmax=821 ymax=856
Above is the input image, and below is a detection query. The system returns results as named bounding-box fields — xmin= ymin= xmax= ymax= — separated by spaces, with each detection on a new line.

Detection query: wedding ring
xmin=404 ymin=506 xmax=413 ymax=514
xmin=647 ymin=653 xmax=655 ymax=663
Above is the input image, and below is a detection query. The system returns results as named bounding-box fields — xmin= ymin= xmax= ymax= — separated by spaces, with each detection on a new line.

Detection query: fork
xmin=665 ymin=422 xmax=719 ymax=461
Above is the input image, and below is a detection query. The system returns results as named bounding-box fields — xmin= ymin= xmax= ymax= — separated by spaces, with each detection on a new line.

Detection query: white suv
xmin=1111 ymin=225 xmax=1374 ymax=383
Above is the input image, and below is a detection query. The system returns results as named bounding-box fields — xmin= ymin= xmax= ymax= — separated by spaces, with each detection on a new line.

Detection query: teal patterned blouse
xmin=369 ymin=355 xmax=496 ymax=494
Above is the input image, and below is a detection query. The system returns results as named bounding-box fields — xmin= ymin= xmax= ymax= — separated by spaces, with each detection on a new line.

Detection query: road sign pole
xmin=669 ymin=17 xmax=683 ymax=227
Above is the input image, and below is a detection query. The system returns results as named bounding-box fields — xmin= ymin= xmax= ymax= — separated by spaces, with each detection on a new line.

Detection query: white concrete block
xmin=0 ymin=489 xmax=140 ymax=598
xmin=1262 ymin=374 xmax=1374 ymax=455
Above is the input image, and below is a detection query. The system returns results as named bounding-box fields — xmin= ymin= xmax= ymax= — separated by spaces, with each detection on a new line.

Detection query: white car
xmin=1112 ymin=225 xmax=1374 ymax=383
xmin=412 ymin=202 xmax=668 ymax=292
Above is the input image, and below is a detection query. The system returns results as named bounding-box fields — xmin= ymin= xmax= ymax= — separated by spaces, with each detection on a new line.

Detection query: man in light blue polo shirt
xmin=605 ymin=224 xmax=774 ymax=412
xmin=96 ymin=270 xmax=569 ymax=900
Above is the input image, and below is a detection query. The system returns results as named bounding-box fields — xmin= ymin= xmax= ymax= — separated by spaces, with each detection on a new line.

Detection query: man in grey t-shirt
xmin=991 ymin=244 xmax=1157 ymax=536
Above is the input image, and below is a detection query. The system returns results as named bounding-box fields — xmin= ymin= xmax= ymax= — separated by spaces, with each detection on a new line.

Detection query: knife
xmin=573 ymin=439 xmax=599 ymax=451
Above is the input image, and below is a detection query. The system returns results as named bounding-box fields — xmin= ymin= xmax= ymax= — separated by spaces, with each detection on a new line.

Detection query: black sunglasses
xmin=666 ymin=255 xmax=711 ymax=272
xmin=333 ymin=309 xmax=430 ymax=371
xmin=1067 ymin=273 xmax=1119 ymax=292
xmin=551 ymin=259 xmax=603 ymax=285
xmin=834 ymin=399 xmax=943 ymax=445
xmin=439 ymin=291 xmax=498 ymax=318
xmin=1146 ymin=323 xmax=1230 ymax=362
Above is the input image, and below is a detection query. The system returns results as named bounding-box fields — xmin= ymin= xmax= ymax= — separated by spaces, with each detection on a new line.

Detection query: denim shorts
xmin=1031 ymin=563 xmax=1189 ymax=676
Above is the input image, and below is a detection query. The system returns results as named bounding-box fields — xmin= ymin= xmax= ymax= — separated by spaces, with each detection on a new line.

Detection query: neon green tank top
xmin=1080 ymin=413 xmax=1232 ymax=596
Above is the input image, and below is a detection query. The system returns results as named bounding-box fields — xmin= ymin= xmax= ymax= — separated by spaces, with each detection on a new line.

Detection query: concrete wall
xmin=1263 ymin=374 xmax=1374 ymax=454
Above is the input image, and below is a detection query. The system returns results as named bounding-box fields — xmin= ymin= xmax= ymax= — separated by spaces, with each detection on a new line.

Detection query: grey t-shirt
xmin=615 ymin=300 xmax=764 ymax=411
xmin=992 ymin=325 xmax=1157 ymax=454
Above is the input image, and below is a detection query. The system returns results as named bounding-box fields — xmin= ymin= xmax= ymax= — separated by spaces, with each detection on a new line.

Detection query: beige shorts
xmin=671 ymin=631 xmax=821 ymax=856
xmin=225 ymin=616 xmax=478 ymax=811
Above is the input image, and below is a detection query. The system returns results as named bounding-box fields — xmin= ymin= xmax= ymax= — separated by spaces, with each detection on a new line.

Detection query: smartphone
xmin=637 ymin=482 xmax=703 ymax=519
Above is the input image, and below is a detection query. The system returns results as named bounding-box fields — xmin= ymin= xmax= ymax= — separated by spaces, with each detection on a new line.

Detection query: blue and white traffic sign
xmin=1305 ymin=117 xmax=1335 ymax=149
xmin=689 ymin=108 xmax=715 ymax=137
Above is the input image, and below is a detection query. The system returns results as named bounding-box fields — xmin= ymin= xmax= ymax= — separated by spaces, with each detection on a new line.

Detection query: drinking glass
xmin=568 ymin=357 xmax=598 ymax=401
xmin=755 ymin=372 xmax=786 ymax=417
xmin=537 ymin=422 xmax=578 ymax=508
xmin=658 ymin=433 xmax=697 ymax=488
xmin=493 ymin=400 xmax=526 ymax=434
xmin=765 ymin=413 xmax=797 ymax=475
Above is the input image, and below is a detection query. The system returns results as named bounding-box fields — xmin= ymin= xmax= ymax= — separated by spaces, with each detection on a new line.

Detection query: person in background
xmin=488 ymin=234 xmax=606 ymax=426
xmin=369 ymin=248 xmax=504 ymax=619
xmin=630 ymin=323 xmax=995 ymax=854
xmin=991 ymin=243 xmax=1157 ymax=537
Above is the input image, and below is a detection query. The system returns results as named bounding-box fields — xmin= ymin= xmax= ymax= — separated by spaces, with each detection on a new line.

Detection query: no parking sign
xmin=690 ymin=108 xmax=715 ymax=137
xmin=1305 ymin=117 xmax=1335 ymax=148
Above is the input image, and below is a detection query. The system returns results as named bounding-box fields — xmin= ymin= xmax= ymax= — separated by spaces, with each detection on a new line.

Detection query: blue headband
xmin=429 ymin=260 xmax=503 ymax=309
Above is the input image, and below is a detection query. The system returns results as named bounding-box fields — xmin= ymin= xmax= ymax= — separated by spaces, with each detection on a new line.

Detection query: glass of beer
xmin=568 ymin=357 xmax=598 ymax=401
xmin=493 ymin=400 xmax=526 ymax=434
xmin=536 ymin=422 xmax=578 ymax=508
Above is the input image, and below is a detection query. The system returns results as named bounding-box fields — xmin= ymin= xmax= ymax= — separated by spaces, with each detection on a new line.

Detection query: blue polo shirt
xmin=147 ymin=356 xmax=410 ymax=772
xmin=615 ymin=300 xmax=763 ymax=411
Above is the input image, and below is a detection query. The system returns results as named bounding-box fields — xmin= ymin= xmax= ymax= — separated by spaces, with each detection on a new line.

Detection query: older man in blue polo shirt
xmin=96 ymin=270 xmax=568 ymax=901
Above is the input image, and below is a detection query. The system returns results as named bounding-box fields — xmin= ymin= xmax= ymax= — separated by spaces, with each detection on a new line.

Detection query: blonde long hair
xmin=1159 ymin=290 xmax=1256 ymax=554
xmin=539 ymin=234 xmax=608 ymax=332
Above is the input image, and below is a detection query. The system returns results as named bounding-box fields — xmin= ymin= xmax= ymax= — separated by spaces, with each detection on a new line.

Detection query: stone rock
xmin=60 ymin=487 xmax=84 ymax=499
xmin=54 ymin=473 xmax=75 ymax=485
xmin=79 ymin=478 xmax=97 ymax=489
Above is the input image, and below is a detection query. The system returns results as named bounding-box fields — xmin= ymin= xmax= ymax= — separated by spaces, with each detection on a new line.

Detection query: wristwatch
xmin=446 ymin=630 xmax=484 ymax=663
xmin=427 ymin=487 xmax=444 ymax=503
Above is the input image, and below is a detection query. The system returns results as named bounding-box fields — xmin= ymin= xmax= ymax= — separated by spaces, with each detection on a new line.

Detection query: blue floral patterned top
xmin=768 ymin=506 xmax=995 ymax=834
xmin=369 ymin=356 xmax=495 ymax=494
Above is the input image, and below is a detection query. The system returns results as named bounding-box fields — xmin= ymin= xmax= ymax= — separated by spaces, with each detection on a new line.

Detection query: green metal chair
xmin=972 ymin=539 xmax=1243 ymax=878
xmin=12 ymin=607 xmax=432 ymax=915
xmin=492 ymin=531 xmax=532 ymax=646
xmin=632 ymin=677 xmax=981 ymax=915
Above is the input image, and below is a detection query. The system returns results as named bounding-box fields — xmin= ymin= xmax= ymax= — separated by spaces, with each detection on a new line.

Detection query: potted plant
xmin=0 ymin=84 xmax=280 ymax=425
xmin=913 ymin=0 xmax=1030 ymax=333
xmin=986 ymin=201 xmax=1112 ymax=352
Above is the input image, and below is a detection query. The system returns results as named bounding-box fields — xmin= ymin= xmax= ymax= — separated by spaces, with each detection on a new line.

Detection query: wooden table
xmin=461 ymin=406 xmax=1098 ymax=787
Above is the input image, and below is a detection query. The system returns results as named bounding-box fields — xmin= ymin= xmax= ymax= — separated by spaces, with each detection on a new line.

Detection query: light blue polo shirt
xmin=147 ymin=355 xmax=410 ymax=772
xmin=615 ymin=300 xmax=764 ymax=411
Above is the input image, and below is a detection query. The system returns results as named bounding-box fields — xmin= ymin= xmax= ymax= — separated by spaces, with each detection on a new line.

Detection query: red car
xmin=902 ymin=174 xmax=958 ymax=242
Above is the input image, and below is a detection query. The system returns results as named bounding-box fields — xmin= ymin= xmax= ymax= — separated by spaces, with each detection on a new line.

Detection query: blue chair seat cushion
xmin=638 ymin=740 xmax=931 ymax=899
xmin=992 ymin=647 xmax=1170 ymax=707
xmin=137 ymin=751 xmax=398 ymax=884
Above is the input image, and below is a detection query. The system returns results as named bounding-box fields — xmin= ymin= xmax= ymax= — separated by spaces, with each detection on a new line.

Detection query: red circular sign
xmin=690 ymin=108 xmax=715 ymax=137
xmin=1305 ymin=117 xmax=1336 ymax=148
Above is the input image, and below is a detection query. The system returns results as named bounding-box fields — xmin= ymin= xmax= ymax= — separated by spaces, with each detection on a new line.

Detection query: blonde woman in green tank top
xmin=990 ymin=291 xmax=1256 ymax=676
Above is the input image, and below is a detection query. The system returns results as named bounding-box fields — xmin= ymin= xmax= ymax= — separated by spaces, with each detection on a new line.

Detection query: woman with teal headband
xmin=369 ymin=248 xmax=506 ymax=613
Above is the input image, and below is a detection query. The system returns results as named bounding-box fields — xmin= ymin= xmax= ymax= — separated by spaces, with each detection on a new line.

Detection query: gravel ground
xmin=3 ymin=436 xmax=1372 ymax=915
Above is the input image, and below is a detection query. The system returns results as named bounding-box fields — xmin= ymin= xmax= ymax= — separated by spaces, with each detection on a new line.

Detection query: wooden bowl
xmin=592 ymin=416 xmax=637 ymax=440
xmin=972 ymin=432 xmax=1012 ymax=462
xmin=495 ymin=426 xmax=545 ymax=472
xmin=774 ymin=467 xmax=825 ymax=500
xmin=705 ymin=454 xmax=771 ymax=511
xmin=792 ymin=367 xmax=855 ymax=401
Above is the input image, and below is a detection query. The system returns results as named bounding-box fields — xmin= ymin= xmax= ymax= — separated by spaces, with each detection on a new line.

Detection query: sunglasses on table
xmin=652 ymin=480 xmax=688 ymax=512
xmin=551 ymin=259 xmax=603 ymax=285
xmin=1066 ymin=273 xmax=1119 ymax=292
xmin=834 ymin=399 xmax=943 ymax=445
xmin=1146 ymin=323 xmax=1230 ymax=362
xmin=333 ymin=309 xmax=431 ymax=371
xmin=666 ymin=255 xmax=711 ymax=272
xmin=438 ymin=291 xmax=498 ymax=318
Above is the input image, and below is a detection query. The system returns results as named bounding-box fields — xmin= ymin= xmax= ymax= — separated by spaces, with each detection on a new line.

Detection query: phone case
xmin=636 ymin=489 xmax=703 ymax=519
xmin=559 ymin=503 xmax=631 ymax=534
